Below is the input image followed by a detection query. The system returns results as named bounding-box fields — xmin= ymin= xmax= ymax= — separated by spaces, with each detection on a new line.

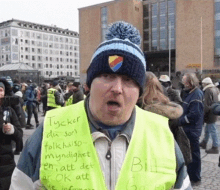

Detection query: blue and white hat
xmin=86 ymin=21 xmax=147 ymax=95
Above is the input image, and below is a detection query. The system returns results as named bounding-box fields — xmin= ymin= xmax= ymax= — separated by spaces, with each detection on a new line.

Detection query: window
xmin=32 ymin=56 xmax=35 ymax=61
xmin=70 ymin=65 xmax=72 ymax=69
xmin=46 ymin=64 xmax=48 ymax=68
xmin=38 ymin=63 xmax=41 ymax=68
xmin=57 ymin=65 xmax=59 ymax=69
xmin=50 ymin=64 xmax=52 ymax=68
xmin=15 ymin=38 xmax=18 ymax=45
xmin=32 ymin=63 xmax=35 ymax=68
xmin=46 ymin=57 xmax=48 ymax=61
xmin=26 ymin=55 xmax=29 ymax=60
xmin=50 ymin=57 xmax=53 ymax=61
xmin=67 ymin=65 xmax=69 ymax=69
xmin=60 ymin=51 xmax=62 ymax=55
xmin=32 ymin=41 xmax=35 ymax=45
xmin=32 ymin=48 xmax=35 ymax=52
xmin=143 ymin=4 xmax=149 ymax=18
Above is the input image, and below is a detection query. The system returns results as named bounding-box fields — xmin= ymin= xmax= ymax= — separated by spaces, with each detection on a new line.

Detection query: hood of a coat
xmin=143 ymin=101 xmax=183 ymax=120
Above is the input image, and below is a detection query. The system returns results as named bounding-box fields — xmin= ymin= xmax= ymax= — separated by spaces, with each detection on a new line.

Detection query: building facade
xmin=79 ymin=0 xmax=143 ymax=83
xmin=0 ymin=19 xmax=80 ymax=80
xmin=79 ymin=0 xmax=220 ymax=82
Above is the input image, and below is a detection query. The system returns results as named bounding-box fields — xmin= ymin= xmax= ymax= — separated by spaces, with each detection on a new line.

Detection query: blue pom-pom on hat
xmin=87 ymin=21 xmax=146 ymax=96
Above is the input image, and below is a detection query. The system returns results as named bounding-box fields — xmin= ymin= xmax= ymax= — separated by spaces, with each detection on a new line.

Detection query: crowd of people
xmin=0 ymin=21 xmax=220 ymax=190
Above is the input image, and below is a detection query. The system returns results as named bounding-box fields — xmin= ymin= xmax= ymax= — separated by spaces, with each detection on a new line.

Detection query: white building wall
xmin=0 ymin=20 xmax=79 ymax=80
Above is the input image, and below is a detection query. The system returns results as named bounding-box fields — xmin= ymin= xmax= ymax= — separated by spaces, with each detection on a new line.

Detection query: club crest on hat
xmin=108 ymin=55 xmax=123 ymax=72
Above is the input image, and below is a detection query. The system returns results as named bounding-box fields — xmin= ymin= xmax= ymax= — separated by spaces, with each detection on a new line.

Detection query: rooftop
xmin=0 ymin=63 xmax=37 ymax=71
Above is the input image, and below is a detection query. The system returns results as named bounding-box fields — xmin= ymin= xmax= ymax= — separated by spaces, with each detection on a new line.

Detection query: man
xmin=0 ymin=79 xmax=23 ymax=190
xmin=24 ymin=82 xmax=39 ymax=129
xmin=65 ymin=82 xmax=84 ymax=106
xmin=200 ymin=77 xmax=219 ymax=154
xmin=10 ymin=21 xmax=191 ymax=190
xmin=178 ymin=73 xmax=204 ymax=185
xmin=47 ymin=80 xmax=65 ymax=111
xmin=159 ymin=75 xmax=182 ymax=104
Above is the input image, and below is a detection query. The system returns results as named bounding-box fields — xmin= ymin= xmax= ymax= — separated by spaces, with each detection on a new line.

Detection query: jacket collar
xmin=203 ymin=83 xmax=215 ymax=91
xmin=84 ymin=95 xmax=135 ymax=141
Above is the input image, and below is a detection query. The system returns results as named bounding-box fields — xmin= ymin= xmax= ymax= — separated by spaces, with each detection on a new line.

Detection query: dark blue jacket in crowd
xmin=24 ymin=85 xmax=37 ymax=106
xmin=179 ymin=87 xmax=204 ymax=131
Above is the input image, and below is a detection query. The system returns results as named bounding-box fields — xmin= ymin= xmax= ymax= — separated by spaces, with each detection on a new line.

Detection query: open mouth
xmin=107 ymin=101 xmax=121 ymax=107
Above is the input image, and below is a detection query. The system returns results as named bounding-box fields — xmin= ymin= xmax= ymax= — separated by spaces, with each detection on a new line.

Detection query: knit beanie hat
xmin=86 ymin=21 xmax=147 ymax=95
xmin=202 ymin=77 xmax=213 ymax=84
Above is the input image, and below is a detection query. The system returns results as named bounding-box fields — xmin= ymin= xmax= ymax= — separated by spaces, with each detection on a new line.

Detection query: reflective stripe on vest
xmin=40 ymin=101 xmax=176 ymax=190
xmin=66 ymin=95 xmax=73 ymax=106
xmin=47 ymin=88 xmax=61 ymax=108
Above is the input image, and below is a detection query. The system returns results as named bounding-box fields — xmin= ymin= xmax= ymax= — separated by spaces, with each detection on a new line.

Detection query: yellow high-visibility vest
xmin=41 ymin=101 xmax=176 ymax=190
xmin=47 ymin=88 xmax=61 ymax=108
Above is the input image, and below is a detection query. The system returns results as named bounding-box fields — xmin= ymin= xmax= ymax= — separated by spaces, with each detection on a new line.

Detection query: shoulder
xmin=16 ymin=124 xmax=43 ymax=180
xmin=190 ymin=88 xmax=203 ymax=100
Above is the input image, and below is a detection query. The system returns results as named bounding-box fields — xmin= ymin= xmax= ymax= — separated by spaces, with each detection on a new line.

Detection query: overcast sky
xmin=0 ymin=0 xmax=112 ymax=33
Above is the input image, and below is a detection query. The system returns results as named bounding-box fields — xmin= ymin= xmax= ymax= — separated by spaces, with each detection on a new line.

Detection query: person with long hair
xmin=140 ymin=72 xmax=183 ymax=120
xmin=139 ymin=72 xmax=193 ymax=167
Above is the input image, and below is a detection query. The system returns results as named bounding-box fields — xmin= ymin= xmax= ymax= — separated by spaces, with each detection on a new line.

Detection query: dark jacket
xmin=24 ymin=85 xmax=37 ymax=107
xmin=203 ymin=84 xmax=219 ymax=124
xmin=0 ymin=106 xmax=22 ymax=190
xmin=167 ymin=87 xmax=182 ymax=105
xmin=179 ymin=87 xmax=204 ymax=132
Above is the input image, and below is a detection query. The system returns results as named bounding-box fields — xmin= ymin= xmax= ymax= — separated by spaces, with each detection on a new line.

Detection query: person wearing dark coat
xmin=159 ymin=75 xmax=182 ymax=105
xmin=178 ymin=73 xmax=204 ymax=185
xmin=0 ymin=80 xmax=23 ymax=190
xmin=25 ymin=83 xmax=39 ymax=129
xmin=200 ymin=77 xmax=219 ymax=154
xmin=40 ymin=83 xmax=48 ymax=116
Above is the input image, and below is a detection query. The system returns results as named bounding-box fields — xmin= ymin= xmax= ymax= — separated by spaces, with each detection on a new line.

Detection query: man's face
xmin=89 ymin=73 xmax=140 ymax=126
xmin=182 ymin=75 xmax=190 ymax=89
xmin=0 ymin=87 xmax=5 ymax=98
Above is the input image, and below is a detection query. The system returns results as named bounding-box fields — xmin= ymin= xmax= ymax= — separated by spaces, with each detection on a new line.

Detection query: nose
xmin=111 ymin=77 xmax=123 ymax=94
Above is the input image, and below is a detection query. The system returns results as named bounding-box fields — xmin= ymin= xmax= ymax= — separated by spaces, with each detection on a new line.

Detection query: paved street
xmin=14 ymin=111 xmax=220 ymax=189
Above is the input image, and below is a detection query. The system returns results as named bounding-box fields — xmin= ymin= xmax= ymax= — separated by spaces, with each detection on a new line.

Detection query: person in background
xmin=9 ymin=21 xmax=191 ymax=190
xmin=40 ymin=83 xmax=48 ymax=116
xmin=64 ymin=82 xmax=84 ymax=106
xmin=47 ymin=80 xmax=65 ymax=111
xmin=159 ymin=75 xmax=182 ymax=104
xmin=25 ymin=83 xmax=39 ymax=129
xmin=200 ymin=77 xmax=219 ymax=154
xmin=12 ymin=82 xmax=26 ymax=155
xmin=139 ymin=72 xmax=192 ymax=166
xmin=179 ymin=72 xmax=204 ymax=185
xmin=0 ymin=79 xmax=22 ymax=190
